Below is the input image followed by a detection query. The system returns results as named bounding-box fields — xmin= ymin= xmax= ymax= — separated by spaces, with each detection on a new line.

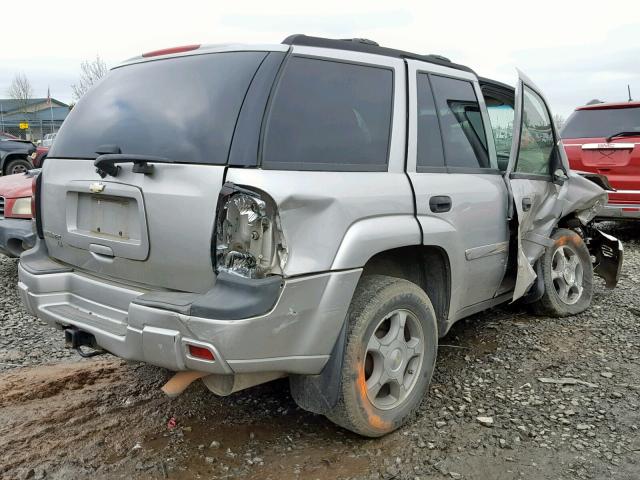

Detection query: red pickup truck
xmin=561 ymin=101 xmax=640 ymax=220
xmin=0 ymin=171 xmax=36 ymax=257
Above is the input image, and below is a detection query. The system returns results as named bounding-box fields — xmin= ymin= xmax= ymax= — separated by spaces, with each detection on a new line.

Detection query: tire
xmin=4 ymin=157 xmax=32 ymax=175
xmin=325 ymin=275 xmax=438 ymax=437
xmin=532 ymin=228 xmax=593 ymax=317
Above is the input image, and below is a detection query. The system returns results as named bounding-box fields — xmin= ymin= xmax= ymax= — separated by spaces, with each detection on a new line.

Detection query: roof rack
xmin=281 ymin=34 xmax=474 ymax=74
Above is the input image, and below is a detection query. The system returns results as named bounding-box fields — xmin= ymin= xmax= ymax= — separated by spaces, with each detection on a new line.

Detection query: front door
xmin=506 ymin=70 xmax=570 ymax=300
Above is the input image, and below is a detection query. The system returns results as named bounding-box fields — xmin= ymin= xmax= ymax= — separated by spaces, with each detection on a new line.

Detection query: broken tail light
xmin=215 ymin=184 xmax=288 ymax=279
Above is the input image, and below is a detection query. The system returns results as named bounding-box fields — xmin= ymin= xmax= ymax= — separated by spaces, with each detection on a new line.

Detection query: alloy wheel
xmin=551 ymin=244 xmax=584 ymax=305
xmin=364 ymin=309 xmax=425 ymax=410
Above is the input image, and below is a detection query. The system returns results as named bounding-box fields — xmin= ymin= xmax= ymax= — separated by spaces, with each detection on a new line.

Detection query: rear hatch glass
xmin=561 ymin=107 xmax=640 ymax=139
xmin=42 ymin=51 xmax=269 ymax=293
xmin=50 ymin=51 xmax=268 ymax=164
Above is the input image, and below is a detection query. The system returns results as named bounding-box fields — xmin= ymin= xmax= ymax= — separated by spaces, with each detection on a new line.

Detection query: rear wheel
xmin=325 ymin=275 xmax=438 ymax=437
xmin=532 ymin=228 xmax=593 ymax=317
xmin=4 ymin=157 xmax=32 ymax=175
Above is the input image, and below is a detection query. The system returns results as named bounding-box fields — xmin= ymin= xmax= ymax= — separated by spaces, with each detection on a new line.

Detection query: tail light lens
xmin=142 ymin=44 xmax=200 ymax=58
xmin=188 ymin=345 xmax=215 ymax=361
xmin=215 ymin=184 xmax=288 ymax=279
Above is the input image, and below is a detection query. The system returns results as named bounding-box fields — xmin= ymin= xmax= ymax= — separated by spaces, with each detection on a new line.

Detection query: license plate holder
xmin=91 ymin=195 xmax=130 ymax=240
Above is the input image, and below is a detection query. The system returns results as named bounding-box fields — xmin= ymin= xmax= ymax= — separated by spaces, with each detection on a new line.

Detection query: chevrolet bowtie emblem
xmin=89 ymin=182 xmax=106 ymax=193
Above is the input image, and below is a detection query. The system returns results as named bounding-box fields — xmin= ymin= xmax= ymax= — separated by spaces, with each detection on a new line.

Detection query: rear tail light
xmin=142 ymin=44 xmax=200 ymax=58
xmin=214 ymin=183 xmax=288 ymax=279
xmin=188 ymin=345 xmax=215 ymax=361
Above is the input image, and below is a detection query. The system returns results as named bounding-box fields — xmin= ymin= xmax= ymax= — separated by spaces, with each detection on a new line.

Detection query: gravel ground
xmin=0 ymin=221 xmax=638 ymax=480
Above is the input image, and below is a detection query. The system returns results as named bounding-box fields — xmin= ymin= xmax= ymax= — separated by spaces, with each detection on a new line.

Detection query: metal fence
xmin=1 ymin=119 xmax=64 ymax=143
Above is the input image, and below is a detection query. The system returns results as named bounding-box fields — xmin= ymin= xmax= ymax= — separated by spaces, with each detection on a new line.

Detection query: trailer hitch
xmin=64 ymin=327 xmax=107 ymax=358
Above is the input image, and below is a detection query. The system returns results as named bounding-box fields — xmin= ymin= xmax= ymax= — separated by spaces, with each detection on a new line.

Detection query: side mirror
xmin=553 ymin=168 xmax=568 ymax=185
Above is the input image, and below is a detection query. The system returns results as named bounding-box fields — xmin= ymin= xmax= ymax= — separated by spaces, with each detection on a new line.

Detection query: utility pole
xmin=628 ymin=85 xmax=633 ymax=102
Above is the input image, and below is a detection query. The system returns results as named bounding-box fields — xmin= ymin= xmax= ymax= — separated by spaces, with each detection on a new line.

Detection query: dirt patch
xmin=1 ymin=223 xmax=639 ymax=479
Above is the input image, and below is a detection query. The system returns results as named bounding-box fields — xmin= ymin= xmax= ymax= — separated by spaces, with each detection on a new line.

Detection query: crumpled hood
xmin=0 ymin=173 xmax=32 ymax=199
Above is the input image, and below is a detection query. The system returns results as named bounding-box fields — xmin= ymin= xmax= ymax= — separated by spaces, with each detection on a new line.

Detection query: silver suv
xmin=18 ymin=35 xmax=622 ymax=437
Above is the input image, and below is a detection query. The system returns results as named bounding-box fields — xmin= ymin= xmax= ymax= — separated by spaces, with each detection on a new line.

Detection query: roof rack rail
xmin=281 ymin=34 xmax=475 ymax=75
xmin=342 ymin=38 xmax=379 ymax=46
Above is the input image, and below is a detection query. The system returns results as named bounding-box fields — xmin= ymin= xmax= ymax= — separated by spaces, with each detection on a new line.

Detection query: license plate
xmin=91 ymin=196 xmax=130 ymax=240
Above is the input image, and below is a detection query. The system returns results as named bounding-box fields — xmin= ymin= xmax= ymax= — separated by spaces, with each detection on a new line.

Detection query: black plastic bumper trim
xmin=132 ymin=272 xmax=283 ymax=321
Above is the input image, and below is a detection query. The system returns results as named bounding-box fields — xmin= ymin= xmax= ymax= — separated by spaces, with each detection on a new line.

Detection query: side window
xmin=430 ymin=75 xmax=490 ymax=169
xmin=262 ymin=56 xmax=393 ymax=171
xmin=516 ymin=86 xmax=554 ymax=175
xmin=416 ymin=73 xmax=445 ymax=169
xmin=486 ymin=101 xmax=515 ymax=170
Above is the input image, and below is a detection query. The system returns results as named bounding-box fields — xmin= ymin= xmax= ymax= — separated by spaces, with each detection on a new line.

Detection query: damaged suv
xmin=19 ymin=36 xmax=622 ymax=437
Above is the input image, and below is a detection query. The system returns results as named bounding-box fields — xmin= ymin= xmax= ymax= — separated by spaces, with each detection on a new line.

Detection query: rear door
xmin=41 ymin=47 xmax=286 ymax=293
xmin=506 ymin=71 xmax=569 ymax=300
xmin=406 ymin=60 xmax=510 ymax=311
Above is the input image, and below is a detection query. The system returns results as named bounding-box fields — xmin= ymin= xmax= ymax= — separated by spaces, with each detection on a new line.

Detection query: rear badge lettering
xmin=43 ymin=230 xmax=63 ymax=247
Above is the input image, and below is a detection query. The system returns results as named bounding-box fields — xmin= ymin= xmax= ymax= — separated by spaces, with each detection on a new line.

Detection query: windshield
xmin=561 ymin=107 xmax=640 ymax=139
xmin=49 ymin=51 xmax=268 ymax=163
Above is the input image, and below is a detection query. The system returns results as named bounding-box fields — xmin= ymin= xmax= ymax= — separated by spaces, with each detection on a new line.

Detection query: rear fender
xmin=331 ymin=215 xmax=421 ymax=270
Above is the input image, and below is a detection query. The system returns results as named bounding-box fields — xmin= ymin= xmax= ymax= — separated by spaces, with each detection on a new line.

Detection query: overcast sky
xmin=2 ymin=0 xmax=639 ymax=118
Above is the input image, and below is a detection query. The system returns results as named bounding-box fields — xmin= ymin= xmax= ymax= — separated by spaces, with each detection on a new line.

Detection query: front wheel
xmin=325 ymin=275 xmax=438 ymax=437
xmin=532 ymin=228 xmax=593 ymax=317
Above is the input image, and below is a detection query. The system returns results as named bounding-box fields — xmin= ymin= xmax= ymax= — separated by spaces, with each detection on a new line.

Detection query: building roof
xmin=0 ymin=98 xmax=68 ymax=114
xmin=2 ymin=106 xmax=69 ymax=122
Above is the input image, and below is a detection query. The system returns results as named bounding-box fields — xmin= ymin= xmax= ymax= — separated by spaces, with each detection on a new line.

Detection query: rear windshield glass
xmin=49 ymin=51 xmax=267 ymax=163
xmin=561 ymin=107 xmax=640 ymax=139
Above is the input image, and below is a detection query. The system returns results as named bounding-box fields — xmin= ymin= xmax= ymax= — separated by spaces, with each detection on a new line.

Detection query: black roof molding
xmin=478 ymin=76 xmax=515 ymax=93
xmin=282 ymin=34 xmax=475 ymax=74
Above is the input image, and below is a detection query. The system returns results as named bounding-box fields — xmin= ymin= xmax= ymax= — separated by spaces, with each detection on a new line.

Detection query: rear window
xmin=262 ymin=56 xmax=393 ymax=171
xmin=561 ymin=107 xmax=640 ymax=139
xmin=49 ymin=51 xmax=268 ymax=163
xmin=430 ymin=75 xmax=490 ymax=169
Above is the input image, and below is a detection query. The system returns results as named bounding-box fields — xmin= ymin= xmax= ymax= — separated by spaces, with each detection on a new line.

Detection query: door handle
xmin=429 ymin=195 xmax=452 ymax=213
xmin=522 ymin=197 xmax=533 ymax=212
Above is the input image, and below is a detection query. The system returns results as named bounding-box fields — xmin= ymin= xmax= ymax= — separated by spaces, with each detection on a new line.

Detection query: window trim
xmin=415 ymin=72 xmax=446 ymax=173
xmin=509 ymin=172 xmax=552 ymax=181
xmin=259 ymin=53 xmax=395 ymax=172
xmin=428 ymin=73 xmax=494 ymax=171
xmin=513 ymin=84 xmax=558 ymax=179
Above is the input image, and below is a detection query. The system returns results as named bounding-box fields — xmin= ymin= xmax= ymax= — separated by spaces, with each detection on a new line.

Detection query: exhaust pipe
xmin=161 ymin=371 xmax=209 ymax=398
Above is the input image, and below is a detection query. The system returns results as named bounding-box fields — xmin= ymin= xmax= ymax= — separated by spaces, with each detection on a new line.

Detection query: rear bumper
xmin=18 ymin=253 xmax=361 ymax=376
xmin=0 ymin=218 xmax=35 ymax=257
xmin=596 ymin=203 xmax=640 ymax=220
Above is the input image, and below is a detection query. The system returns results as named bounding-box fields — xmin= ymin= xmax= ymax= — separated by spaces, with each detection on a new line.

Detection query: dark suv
xmin=0 ymin=133 xmax=36 ymax=175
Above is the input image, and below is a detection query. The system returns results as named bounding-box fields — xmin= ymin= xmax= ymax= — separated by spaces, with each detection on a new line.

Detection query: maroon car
xmin=0 ymin=170 xmax=37 ymax=257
